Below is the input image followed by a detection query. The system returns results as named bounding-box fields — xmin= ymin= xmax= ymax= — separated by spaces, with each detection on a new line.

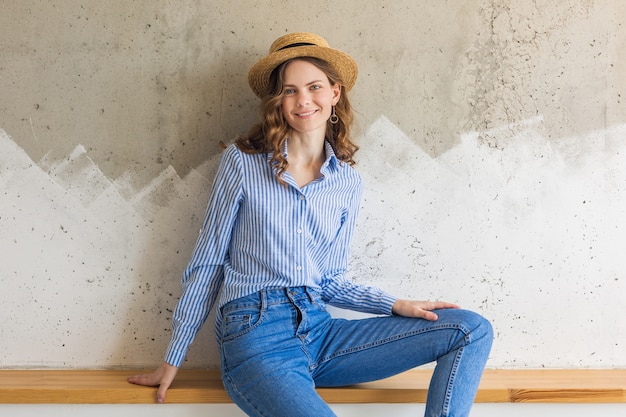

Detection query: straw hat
xmin=247 ymin=32 xmax=358 ymax=98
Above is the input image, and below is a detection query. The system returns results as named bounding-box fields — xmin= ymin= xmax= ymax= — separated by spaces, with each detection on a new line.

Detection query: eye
xmin=283 ymin=88 xmax=296 ymax=95
xmin=310 ymin=84 xmax=322 ymax=91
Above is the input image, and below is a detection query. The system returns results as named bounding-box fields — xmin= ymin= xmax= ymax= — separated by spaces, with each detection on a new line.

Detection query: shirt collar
xmin=272 ymin=140 xmax=340 ymax=168
xmin=322 ymin=141 xmax=340 ymax=172
xmin=266 ymin=140 xmax=341 ymax=177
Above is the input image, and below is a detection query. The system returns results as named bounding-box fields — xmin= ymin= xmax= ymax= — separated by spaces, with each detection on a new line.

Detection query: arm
xmin=319 ymin=176 xmax=398 ymax=315
xmin=128 ymin=145 xmax=244 ymax=401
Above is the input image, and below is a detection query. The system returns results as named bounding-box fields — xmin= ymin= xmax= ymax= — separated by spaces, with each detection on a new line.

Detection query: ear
xmin=331 ymin=83 xmax=341 ymax=106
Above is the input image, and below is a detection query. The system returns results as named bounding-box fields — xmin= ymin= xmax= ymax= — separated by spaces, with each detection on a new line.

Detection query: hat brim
xmin=248 ymin=45 xmax=358 ymax=98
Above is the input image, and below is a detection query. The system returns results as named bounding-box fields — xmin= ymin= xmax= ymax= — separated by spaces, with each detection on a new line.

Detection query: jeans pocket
xmin=221 ymin=305 xmax=263 ymax=342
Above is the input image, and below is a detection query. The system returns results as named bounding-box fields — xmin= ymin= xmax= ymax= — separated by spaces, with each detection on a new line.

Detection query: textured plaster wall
xmin=1 ymin=1 xmax=624 ymax=369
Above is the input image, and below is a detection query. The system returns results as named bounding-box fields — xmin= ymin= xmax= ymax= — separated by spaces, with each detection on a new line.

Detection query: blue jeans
xmin=219 ymin=287 xmax=493 ymax=417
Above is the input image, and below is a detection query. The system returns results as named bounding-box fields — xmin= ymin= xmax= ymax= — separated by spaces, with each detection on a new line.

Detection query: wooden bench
xmin=0 ymin=369 xmax=625 ymax=404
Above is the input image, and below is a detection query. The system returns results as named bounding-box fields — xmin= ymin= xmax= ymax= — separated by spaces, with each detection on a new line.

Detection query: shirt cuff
xmin=164 ymin=339 xmax=186 ymax=368
xmin=379 ymin=292 xmax=398 ymax=315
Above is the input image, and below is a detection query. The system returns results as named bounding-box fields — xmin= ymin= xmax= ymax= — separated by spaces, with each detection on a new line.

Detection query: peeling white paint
xmin=0 ymin=129 xmax=220 ymax=368
xmin=351 ymin=116 xmax=626 ymax=368
xmin=1 ymin=117 xmax=625 ymax=369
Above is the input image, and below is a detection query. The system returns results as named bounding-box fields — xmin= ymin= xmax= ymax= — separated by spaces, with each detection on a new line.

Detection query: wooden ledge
xmin=0 ymin=369 xmax=625 ymax=404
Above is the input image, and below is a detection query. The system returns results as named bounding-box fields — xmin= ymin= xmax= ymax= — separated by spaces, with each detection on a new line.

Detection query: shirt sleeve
xmin=164 ymin=145 xmax=244 ymax=367
xmin=319 ymin=173 xmax=397 ymax=315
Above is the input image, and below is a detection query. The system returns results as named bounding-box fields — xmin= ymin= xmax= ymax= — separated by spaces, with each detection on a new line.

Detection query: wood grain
xmin=0 ymin=369 xmax=624 ymax=404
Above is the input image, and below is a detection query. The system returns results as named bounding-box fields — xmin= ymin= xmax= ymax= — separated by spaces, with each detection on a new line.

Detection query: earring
xmin=329 ymin=106 xmax=339 ymax=124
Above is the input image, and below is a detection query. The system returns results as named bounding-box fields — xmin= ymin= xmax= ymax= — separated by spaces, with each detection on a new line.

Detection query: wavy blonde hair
xmin=236 ymin=57 xmax=358 ymax=181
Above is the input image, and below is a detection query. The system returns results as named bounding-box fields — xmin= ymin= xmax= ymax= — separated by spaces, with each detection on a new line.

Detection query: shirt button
xmin=296 ymin=265 xmax=302 ymax=271
xmin=299 ymin=195 xmax=305 ymax=200
xmin=297 ymin=228 xmax=302 ymax=234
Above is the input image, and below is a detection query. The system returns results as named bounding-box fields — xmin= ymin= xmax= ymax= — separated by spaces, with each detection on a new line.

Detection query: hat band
xmin=278 ymin=42 xmax=316 ymax=51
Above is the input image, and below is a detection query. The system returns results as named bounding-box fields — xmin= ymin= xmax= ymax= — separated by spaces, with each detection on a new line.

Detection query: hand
xmin=127 ymin=362 xmax=179 ymax=403
xmin=392 ymin=299 xmax=460 ymax=321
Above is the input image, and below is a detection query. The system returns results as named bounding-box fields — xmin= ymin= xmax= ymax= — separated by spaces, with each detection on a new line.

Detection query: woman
xmin=129 ymin=32 xmax=493 ymax=417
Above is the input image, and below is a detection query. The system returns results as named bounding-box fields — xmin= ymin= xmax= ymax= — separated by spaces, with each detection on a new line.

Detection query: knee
xmin=442 ymin=309 xmax=493 ymax=346
xmin=462 ymin=310 xmax=493 ymax=348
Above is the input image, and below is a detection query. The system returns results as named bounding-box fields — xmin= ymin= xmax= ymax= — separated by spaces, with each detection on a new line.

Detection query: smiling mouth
xmin=296 ymin=110 xmax=317 ymax=117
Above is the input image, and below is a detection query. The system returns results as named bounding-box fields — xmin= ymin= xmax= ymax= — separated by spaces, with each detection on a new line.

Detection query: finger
xmin=127 ymin=374 xmax=146 ymax=385
xmin=156 ymin=381 xmax=171 ymax=404
xmin=421 ymin=309 xmax=439 ymax=321
xmin=427 ymin=301 xmax=460 ymax=310
xmin=127 ymin=373 xmax=158 ymax=387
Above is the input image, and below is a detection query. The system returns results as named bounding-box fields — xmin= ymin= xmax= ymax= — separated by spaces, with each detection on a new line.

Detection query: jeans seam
xmin=318 ymin=323 xmax=471 ymax=365
xmin=442 ymin=345 xmax=464 ymax=416
xmin=223 ymin=371 xmax=270 ymax=417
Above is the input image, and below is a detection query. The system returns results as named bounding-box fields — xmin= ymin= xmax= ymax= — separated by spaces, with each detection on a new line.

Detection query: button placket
xmin=295 ymin=191 xmax=306 ymax=275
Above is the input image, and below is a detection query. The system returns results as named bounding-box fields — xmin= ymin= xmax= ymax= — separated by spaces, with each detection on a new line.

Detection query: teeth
xmin=297 ymin=110 xmax=316 ymax=117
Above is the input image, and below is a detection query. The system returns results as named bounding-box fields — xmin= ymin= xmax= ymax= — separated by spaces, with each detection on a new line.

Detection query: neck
xmin=287 ymin=132 xmax=326 ymax=164
xmin=285 ymin=132 xmax=326 ymax=188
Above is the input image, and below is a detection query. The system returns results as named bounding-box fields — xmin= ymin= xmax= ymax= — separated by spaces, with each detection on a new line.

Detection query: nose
xmin=296 ymin=90 xmax=311 ymax=107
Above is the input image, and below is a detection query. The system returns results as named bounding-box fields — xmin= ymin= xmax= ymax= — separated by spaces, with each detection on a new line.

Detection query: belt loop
xmin=260 ymin=288 xmax=267 ymax=311
xmin=305 ymin=287 xmax=315 ymax=304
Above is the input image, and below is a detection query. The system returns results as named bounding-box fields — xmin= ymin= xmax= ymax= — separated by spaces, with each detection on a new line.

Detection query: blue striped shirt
xmin=165 ymin=142 xmax=397 ymax=367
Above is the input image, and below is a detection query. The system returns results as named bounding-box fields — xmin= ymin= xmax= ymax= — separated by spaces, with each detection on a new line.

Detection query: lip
xmin=295 ymin=109 xmax=318 ymax=117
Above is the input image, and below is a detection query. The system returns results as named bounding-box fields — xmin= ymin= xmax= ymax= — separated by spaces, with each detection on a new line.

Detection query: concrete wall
xmin=1 ymin=1 xmax=624 ymax=370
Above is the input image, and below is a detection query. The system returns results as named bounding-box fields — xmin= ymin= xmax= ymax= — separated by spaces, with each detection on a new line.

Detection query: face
xmin=280 ymin=59 xmax=341 ymax=137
